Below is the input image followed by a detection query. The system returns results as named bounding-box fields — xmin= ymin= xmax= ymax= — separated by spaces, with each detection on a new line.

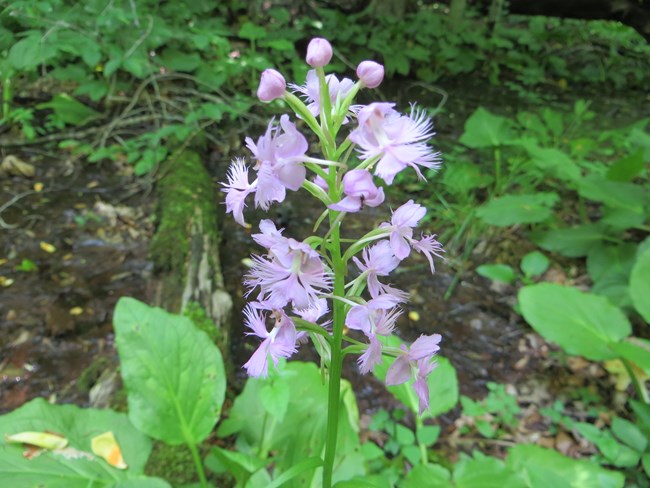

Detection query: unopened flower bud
xmin=306 ymin=38 xmax=333 ymax=67
xmin=257 ymin=69 xmax=286 ymax=102
xmin=356 ymin=60 xmax=384 ymax=88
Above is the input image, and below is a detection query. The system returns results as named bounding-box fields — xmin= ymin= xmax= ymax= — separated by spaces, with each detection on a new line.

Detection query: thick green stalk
xmin=187 ymin=441 xmax=208 ymax=487
xmin=322 ymin=223 xmax=345 ymax=488
xmin=2 ymin=76 xmax=11 ymax=119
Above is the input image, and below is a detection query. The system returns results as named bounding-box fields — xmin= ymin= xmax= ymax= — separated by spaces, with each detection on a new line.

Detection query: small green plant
xmin=460 ymin=382 xmax=521 ymax=439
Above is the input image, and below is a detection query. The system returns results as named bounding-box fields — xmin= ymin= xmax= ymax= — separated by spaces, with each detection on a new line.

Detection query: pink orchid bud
xmin=257 ymin=69 xmax=286 ymax=102
xmin=356 ymin=60 xmax=384 ymax=88
xmin=306 ymin=38 xmax=333 ymax=67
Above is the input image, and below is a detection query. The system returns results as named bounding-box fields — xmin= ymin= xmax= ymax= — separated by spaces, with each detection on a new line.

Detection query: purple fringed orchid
xmin=329 ymin=169 xmax=384 ymax=213
xmin=221 ymin=158 xmax=255 ymax=226
xmin=380 ymin=200 xmax=427 ymax=260
xmin=346 ymin=295 xmax=402 ymax=373
xmin=243 ymin=306 xmax=298 ymax=378
xmin=290 ymin=70 xmax=354 ymax=120
xmin=349 ymin=102 xmax=441 ymax=185
xmin=245 ymin=114 xmax=308 ymax=210
xmin=385 ymin=334 xmax=442 ymax=414
xmin=379 ymin=200 xmax=444 ymax=271
xmin=352 ymin=241 xmax=406 ymax=300
xmin=245 ymin=221 xmax=331 ymax=310
xmin=222 ymin=115 xmax=311 ymax=225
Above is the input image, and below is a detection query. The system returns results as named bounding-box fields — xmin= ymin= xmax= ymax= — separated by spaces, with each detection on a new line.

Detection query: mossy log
xmin=150 ymin=149 xmax=232 ymax=347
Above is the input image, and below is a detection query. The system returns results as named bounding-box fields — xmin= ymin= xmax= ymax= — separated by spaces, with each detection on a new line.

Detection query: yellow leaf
xmin=5 ymin=431 xmax=68 ymax=450
xmin=69 ymin=307 xmax=83 ymax=316
xmin=0 ymin=276 xmax=14 ymax=287
xmin=40 ymin=242 xmax=56 ymax=253
xmin=91 ymin=431 xmax=127 ymax=469
xmin=34 ymin=182 xmax=44 ymax=192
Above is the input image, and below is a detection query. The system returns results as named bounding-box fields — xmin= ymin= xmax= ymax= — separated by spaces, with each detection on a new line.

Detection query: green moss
xmin=144 ymin=441 xmax=196 ymax=486
xmin=184 ymin=301 xmax=220 ymax=343
xmin=150 ymin=149 xmax=220 ymax=274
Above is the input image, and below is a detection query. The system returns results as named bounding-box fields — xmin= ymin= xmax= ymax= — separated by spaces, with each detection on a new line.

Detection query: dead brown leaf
xmin=0 ymin=155 xmax=35 ymax=178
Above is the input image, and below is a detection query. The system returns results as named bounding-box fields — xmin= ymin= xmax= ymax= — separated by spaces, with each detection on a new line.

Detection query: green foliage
xmin=114 ymin=297 xmax=226 ymax=446
xmin=630 ymin=246 xmax=650 ymax=323
xmin=476 ymin=193 xmax=558 ymax=226
xmin=519 ymin=283 xmax=632 ymax=360
xmin=460 ymin=383 xmax=521 ymax=439
xmin=214 ymin=361 xmax=363 ymax=487
xmin=508 ymin=444 xmax=624 ymax=487
xmin=0 ymin=398 xmax=169 ymax=487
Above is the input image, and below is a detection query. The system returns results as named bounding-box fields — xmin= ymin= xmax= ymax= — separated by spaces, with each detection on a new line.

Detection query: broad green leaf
xmin=266 ymin=456 xmax=322 ymax=488
xmin=519 ymin=284 xmax=631 ymax=360
xmin=454 ymin=453 xmax=522 ymax=487
xmin=477 ymin=193 xmax=558 ymax=226
xmin=578 ymin=175 xmax=645 ymax=219
xmin=374 ymin=336 xmax=458 ymax=419
xmin=611 ymin=416 xmax=648 ymax=453
xmin=416 ymin=425 xmax=441 ymax=446
xmin=205 ymin=446 xmax=268 ymax=483
xmin=9 ymin=34 xmax=57 ymax=70
xmin=523 ymin=145 xmax=580 ymax=182
xmin=507 ymin=444 xmax=624 ymax=488
xmin=587 ymin=243 xmax=636 ymax=283
xmin=476 ymin=264 xmax=516 ymax=284
xmin=643 ymin=453 xmax=650 ymax=478
xmin=260 ymin=380 xmax=290 ymax=421
xmin=114 ymin=297 xmax=226 ymax=445
xmin=520 ymin=251 xmax=550 ymax=278
xmin=159 ymin=49 xmax=201 ymax=72
xmin=595 ymin=430 xmax=641 ymax=467
xmin=75 ymin=80 xmax=110 ymax=102
xmin=395 ymin=424 xmax=415 ymax=446
xmin=238 ymin=22 xmax=267 ymax=40
xmin=459 ymin=107 xmax=514 ymax=148
xmin=533 ymin=224 xmax=607 ymax=257
xmin=607 ymin=149 xmax=646 ymax=182
xmin=37 ymin=94 xmax=101 ymax=126
xmin=217 ymin=362 xmax=362 ymax=487
xmin=401 ymin=463 xmax=451 ymax=488
xmin=123 ymin=56 xmax=153 ymax=79
xmin=336 ymin=477 xmax=391 ymax=488
xmin=631 ymin=401 xmax=650 ymax=438
xmin=0 ymin=398 xmax=152 ymax=486
xmin=402 ymin=444 xmax=421 ymax=466
xmin=442 ymin=161 xmax=492 ymax=194
xmin=112 ymin=478 xmax=171 ymax=487
xmin=630 ymin=246 xmax=650 ymax=323
xmin=611 ymin=338 xmax=650 ymax=371
xmin=587 ymin=243 xmax=636 ymax=306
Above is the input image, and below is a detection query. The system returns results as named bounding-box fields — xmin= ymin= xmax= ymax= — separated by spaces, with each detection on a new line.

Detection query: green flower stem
xmin=622 ymin=357 xmax=650 ymax=404
xmin=415 ymin=416 xmax=428 ymax=465
xmin=2 ymin=76 xmax=11 ymax=119
xmin=187 ymin=441 xmax=208 ymax=487
xmin=494 ymin=147 xmax=502 ymax=194
xmin=293 ymin=317 xmax=333 ymax=344
xmin=322 ymin=211 xmax=346 ymax=488
xmin=284 ymin=91 xmax=327 ymax=143
xmin=342 ymin=228 xmax=391 ymax=263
